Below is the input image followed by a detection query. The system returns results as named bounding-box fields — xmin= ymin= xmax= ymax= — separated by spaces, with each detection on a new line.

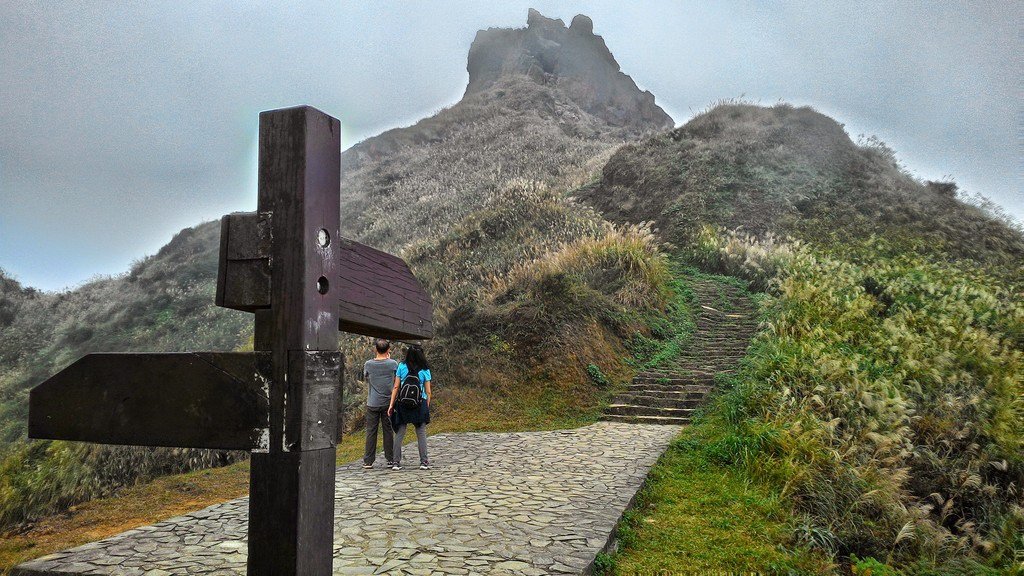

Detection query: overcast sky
xmin=1 ymin=1 xmax=1021 ymax=291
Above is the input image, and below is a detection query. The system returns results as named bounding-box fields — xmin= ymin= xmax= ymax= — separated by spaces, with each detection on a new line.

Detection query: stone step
xmin=680 ymin=370 xmax=733 ymax=377
xmin=680 ymin=339 xmax=751 ymax=343
xmin=634 ymin=372 xmax=716 ymax=383
xmin=690 ymin=343 xmax=749 ymax=348
xmin=675 ymin=358 xmax=746 ymax=363
xmin=622 ymin=381 xmax=712 ymax=389
xmin=673 ymin=352 xmax=747 ymax=359
xmin=622 ymin=387 xmax=712 ymax=397
xmin=673 ymin=357 xmax=746 ymax=362
xmin=610 ymin=395 xmax=705 ymax=409
xmin=674 ymin=356 xmax=747 ymax=361
xmin=601 ymin=413 xmax=689 ymax=426
xmin=693 ymin=319 xmax=757 ymax=323
xmin=624 ymin=386 xmax=712 ymax=396
xmin=684 ymin=342 xmax=752 ymax=347
xmin=686 ymin=340 xmax=753 ymax=345
xmin=636 ymin=370 xmax=685 ymax=378
xmin=631 ymin=375 xmax=715 ymax=385
xmin=605 ymin=404 xmax=696 ymax=418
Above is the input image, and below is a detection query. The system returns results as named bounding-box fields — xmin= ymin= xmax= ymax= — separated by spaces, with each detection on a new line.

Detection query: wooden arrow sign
xmin=336 ymin=238 xmax=433 ymax=340
xmin=29 ymin=352 xmax=271 ymax=450
xmin=218 ymin=215 xmax=434 ymax=340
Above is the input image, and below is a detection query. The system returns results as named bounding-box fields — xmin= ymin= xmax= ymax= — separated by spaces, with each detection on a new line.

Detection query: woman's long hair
xmin=404 ymin=345 xmax=430 ymax=376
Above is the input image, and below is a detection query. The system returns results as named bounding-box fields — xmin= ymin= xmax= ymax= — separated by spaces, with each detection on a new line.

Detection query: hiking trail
xmin=603 ymin=278 xmax=760 ymax=425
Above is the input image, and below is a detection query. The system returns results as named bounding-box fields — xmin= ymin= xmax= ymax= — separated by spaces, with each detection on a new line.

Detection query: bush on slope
xmin=688 ymin=231 xmax=1023 ymax=571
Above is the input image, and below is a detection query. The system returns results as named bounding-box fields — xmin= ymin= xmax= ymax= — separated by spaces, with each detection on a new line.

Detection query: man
xmin=362 ymin=338 xmax=398 ymax=468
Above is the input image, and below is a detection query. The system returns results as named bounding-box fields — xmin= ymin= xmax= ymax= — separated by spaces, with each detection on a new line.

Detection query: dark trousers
xmin=363 ymin=405 xmax=394 ymax=465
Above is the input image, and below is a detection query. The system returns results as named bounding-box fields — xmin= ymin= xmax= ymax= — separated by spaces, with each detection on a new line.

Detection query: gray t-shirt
xmin=363 ymin=358 xmax=398 ymax=408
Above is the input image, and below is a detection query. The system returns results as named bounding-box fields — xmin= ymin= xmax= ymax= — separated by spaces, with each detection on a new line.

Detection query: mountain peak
xmin=466 ymin=10 xmax=674 ymax=133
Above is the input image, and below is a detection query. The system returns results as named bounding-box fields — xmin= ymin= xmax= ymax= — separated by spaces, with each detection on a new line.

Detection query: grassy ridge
xmin=711 ymin=237 xmax=1022 ymax=570
xmin=602 ymin=246 xmax=1023 ymax=572
xmin=618 ymin=239 xmax=1023 ymax=573
xmin=573 ymin=100 xmax=1023 ymax=573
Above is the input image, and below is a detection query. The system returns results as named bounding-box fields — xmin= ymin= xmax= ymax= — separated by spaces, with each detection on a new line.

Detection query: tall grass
xmin=689 ymin=230 xmax=1023 ymax=571
xmin=493 ymin=223 xmax=671 ymax=309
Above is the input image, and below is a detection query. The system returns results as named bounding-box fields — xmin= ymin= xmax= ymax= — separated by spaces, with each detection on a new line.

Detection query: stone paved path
xmin=14 ymin=422 xmax=679 ymax=576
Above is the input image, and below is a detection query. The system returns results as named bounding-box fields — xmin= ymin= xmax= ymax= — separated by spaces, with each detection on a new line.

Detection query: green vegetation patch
xmin=627 ymin=263 xmax=697 ymax=372
xmin=604 ymin=431 xmax=829 ymax=575
xmin=688 ymin=232 xmax=1024 ymax=572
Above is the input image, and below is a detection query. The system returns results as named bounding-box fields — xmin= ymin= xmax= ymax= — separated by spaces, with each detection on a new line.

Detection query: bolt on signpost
xmin=28 ymin=106 xmax=434 ymax=575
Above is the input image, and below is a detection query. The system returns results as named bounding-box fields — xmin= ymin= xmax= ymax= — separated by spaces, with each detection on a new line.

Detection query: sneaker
xmin=391 ymin=463 xmax=402 ymax=471
xmin=419 ymin=462 xmax=432 ymax=470
xmin=362 ymin=463 xmax=373 ymax=469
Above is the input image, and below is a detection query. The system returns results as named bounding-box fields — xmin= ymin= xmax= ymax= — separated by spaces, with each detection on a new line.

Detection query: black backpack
xmin=397 ymin=372 xmax=422 ymax=409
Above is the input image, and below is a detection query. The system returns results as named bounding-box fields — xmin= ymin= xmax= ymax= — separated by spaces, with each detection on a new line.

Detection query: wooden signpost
xmin=27 ymin=105 xmax=434 ymax=575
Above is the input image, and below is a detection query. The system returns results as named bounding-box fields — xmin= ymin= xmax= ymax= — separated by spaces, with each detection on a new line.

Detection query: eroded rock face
xmin=466 ymin=9 xmax=674 ymax=134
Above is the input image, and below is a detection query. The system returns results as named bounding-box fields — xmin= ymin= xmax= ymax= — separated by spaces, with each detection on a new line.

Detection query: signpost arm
xmin=247 ymin=106 xmax=341 ymax=576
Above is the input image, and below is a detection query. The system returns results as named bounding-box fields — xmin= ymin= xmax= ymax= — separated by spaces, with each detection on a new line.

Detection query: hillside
xmin=338 ymin=8 xmax=671 ymax=253
xmin=2 ymin=9 xmax=1022 ymax=574
xmin=0 ymin=10 xmax=673 ymax=531
xmin=577 ymin=103 xmax=1024 ymax=279
xmin=574 ymin=103 xmax=1024 ymax=573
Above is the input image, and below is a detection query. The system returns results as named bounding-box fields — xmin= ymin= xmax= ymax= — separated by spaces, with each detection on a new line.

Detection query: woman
xmin=387 ymin=345 xmax=432 ymax=470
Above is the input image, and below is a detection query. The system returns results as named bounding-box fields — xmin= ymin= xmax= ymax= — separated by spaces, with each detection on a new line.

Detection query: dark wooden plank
xmin=285 ymin=350 xmax=341 ymax=451
xmin=221 ymin=258 xmax=271 ymax=310
xmin=336 ymin=237 xmax=434 ymax=340
xmin=249 ymin=105 xmax=340 ymax=576
xmin=216 ymin=215 xmax=231 ymax=307
xmin=247 ymin=447 xmax=335 ymax=575
xmin=256 ymin=105 xmax=342 ymax=450
xmin=216 ymin=212 xmax=273 ymax=312
xmin=28 ymin=352 xmax=270 ymax=450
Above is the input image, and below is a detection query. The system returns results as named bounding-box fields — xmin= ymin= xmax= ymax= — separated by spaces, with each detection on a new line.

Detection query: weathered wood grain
xmin=248 ymin=447 xmax=335 ymax=575
xmin=247 ymin=105 xmax=340 ymax=576
xmin=28 ymin=353 xmax=270 ymax=450
xmin=216 ymin=212 xmax=272 ymax=312
xmin=336 ymin=237 xmax=434 ymax=340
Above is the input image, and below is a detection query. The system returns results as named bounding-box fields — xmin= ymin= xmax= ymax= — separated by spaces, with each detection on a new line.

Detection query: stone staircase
xmin=603 ymin=278 xmax=759 ymax=426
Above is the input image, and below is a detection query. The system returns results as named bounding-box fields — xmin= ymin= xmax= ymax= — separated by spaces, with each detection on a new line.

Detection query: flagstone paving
xmin=14 ymin=422 xmax=679 ymax=576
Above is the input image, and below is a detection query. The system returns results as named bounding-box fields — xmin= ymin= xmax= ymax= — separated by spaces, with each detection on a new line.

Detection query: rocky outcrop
xmin=465 ymin=9 xmax=674 ymax=134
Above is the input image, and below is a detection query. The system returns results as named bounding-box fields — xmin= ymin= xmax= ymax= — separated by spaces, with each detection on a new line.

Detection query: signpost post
xmin=27 ymin=105 xmax=434 ymax=576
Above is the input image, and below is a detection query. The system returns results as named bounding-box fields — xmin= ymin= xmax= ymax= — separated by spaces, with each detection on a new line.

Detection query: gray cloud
xmin=1 ymin=0 xmax=1020 ymax=290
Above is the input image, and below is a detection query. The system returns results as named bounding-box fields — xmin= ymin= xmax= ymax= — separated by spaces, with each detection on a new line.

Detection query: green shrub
xmin=687 ymin=232 xmax=1024 ymax=570
xmin=586 ymin=363 xmax=610 ymax=388
xmin=851 ymin=555 xmax=903 ymax=576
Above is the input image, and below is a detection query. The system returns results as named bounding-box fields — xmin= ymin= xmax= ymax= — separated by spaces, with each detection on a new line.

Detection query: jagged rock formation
xmin=465 ymin=9 xmax=673 ymax=134
xmin=340 ymin=10 xmax=674 ymax=251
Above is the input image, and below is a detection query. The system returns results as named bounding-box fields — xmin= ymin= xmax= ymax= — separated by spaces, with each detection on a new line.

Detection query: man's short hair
xmin=374 ymin=338 xmax=390 ymax=354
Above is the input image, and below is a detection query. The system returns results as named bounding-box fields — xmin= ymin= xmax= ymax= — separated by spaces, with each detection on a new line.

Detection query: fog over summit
xmin=0 ymin=2 xmax=1020 ymax=291
xmin=465 ymin=9 xmax=673 ymax=132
